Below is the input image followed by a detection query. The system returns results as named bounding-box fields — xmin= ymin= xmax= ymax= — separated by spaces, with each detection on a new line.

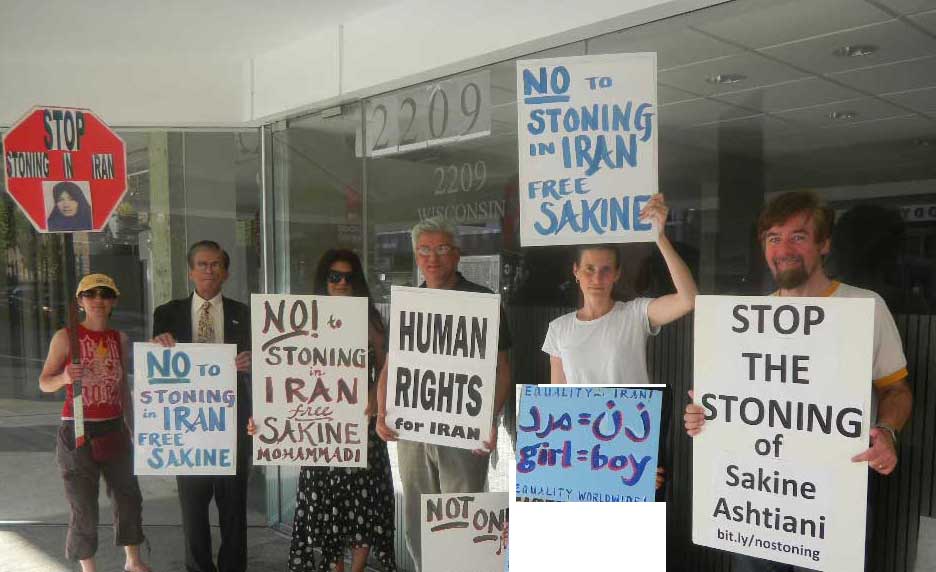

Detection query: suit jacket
xmin=152 ymin=294 xmax=250 ymax=353
xmin=153 ymin=294 xmax=253 ymax=468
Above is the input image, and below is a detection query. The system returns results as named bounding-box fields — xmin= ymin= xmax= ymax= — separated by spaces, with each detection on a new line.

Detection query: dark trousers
xmin=177 ymin=471 xmax=249 ymax=572
xmin=178 ymin=410 xmax=251 ymax=572
xmin=56 ymin=420 xmax=144 ymax=561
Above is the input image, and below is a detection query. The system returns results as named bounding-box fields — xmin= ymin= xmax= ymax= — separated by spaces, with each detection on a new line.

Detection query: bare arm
xmin=851 ymin=379 xmax=912 ymax=475
xmin=39 ymin=330 xmax=73 ymax=393
xmin=367 ymin=323 xmax=387 ymax=416
xmin=375 ymin=361 xmax=397 ymax=441
xmin=492 ymin=351 xmax=511 ymax=416
xmin=120 ymin=332 xmax=134 ymax=429
xmin=641 ymin=194 xmax=698 ymax=328
xmin=549 ymin=356 xmax=568 ymax=384
xmin=876 ymin=379 xmax=912 ymax=431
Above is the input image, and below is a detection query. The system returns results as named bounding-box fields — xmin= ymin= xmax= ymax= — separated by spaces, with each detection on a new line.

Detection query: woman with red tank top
xmin=39 ymin=273 xmax=150 ymax=572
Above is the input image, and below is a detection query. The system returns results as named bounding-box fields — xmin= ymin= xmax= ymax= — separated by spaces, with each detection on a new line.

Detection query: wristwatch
xmin=873 ymin=422 xmax=898 ymax=448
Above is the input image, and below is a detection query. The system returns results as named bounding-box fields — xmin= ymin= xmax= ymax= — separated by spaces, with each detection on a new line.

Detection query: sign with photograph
xmin=2 ymin=106 xmax=126 ymax=233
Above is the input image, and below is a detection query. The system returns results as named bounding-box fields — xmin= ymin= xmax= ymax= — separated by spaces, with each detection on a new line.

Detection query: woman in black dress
xmin=251 ymin=249 xmax=396 ymax=572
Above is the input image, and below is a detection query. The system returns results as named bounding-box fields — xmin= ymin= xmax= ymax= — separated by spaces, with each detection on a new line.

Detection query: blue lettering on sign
xmin=147 ymin=349 xmax=192 ymax=384
xmin=532 ymin=194 xmax=652 ymax=236
xmin=522 ymin=66 xmax=571 ymax=105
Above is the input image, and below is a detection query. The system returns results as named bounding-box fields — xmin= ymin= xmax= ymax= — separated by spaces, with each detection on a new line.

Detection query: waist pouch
xmin=86 ymin=419 xmax=127 ymax=463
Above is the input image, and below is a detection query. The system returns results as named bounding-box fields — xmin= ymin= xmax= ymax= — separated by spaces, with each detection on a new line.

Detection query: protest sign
xmin=385 ymin=286 xmax=501 ymax=449
xmin=516 ymin=53 xmax=658 ymax=247
xmin=421 ymin=492 xmax=508 ymax=572
xmin=251 ymin=295 xmax=369 ymax=467
xmin=692 ymin=295 xmax=874 ymax=571
xmin=133 ymin=343 xmax=237 ymax=476
xmin=515 ymin=384 xmax=662 ymax=502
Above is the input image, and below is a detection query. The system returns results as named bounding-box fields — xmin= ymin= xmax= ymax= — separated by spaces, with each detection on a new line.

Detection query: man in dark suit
xmin=151 ymin=240 xmax=252 ymax=572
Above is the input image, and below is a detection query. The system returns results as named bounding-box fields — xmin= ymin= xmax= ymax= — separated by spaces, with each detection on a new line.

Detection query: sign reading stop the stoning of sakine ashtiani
xmin=385 ymin=286 xmax=501 ymax=449
xmin=692 ymin=295 xmax=874 ymax=571
xmin=2 ymin=106 xmax=127 ymax=233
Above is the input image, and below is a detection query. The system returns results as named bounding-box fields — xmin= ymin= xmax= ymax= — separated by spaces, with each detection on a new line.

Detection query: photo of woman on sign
xmin=248 ymin=249 xmax=397 ymax=572
xmin=46 ymin=181 xmax=94 ymax=232
xmin=542 ymin=193 xmax=697 ymax=385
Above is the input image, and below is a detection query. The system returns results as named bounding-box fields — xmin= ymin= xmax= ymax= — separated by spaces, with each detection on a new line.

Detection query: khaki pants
xmin=397 ymin=441 xmax=489 ymax=572
xmin=56 ymin=421 xmax=144 ymax=561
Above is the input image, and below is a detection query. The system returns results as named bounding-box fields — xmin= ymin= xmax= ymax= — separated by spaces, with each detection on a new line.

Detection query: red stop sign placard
xmin=2 ymin=106 xmax=127 ymax=233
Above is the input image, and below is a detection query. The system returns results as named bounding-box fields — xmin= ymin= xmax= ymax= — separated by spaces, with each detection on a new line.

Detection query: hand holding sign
xmin=851 ymin=428 xmax=897 ymax=475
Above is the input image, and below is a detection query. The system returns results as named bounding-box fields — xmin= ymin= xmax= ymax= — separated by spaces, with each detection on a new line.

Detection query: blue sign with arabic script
xmin=515 ymin=385 xmax=662 ymax=502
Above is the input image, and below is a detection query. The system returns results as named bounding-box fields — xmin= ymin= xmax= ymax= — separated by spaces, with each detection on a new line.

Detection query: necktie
xmin=197 ymin=301 xmax=215 ymax=343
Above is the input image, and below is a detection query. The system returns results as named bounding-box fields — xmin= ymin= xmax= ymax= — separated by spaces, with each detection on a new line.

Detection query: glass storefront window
xmin=0 ymin=129 xmax=264 ymax=526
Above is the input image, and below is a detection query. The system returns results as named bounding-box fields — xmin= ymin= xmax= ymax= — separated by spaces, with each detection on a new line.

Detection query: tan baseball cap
xmin=75 ymin=273 xmax=120 ymax=297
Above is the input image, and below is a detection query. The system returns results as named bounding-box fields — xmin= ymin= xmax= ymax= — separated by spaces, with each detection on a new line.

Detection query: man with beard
xmin=684 ymin=190 xmax=912 ymax=571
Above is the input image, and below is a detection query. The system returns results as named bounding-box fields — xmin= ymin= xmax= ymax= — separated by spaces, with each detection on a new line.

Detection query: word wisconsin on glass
xmin=251 ymin=294 xmax=369 ymax=467
xmin=385 ymin=286 xmax=501 ymax=449
xmin=133 ymin=343 xmax=237 ymax=476
xmin=516 ymin=384 xmax=662 ymax=502
xmin=516 ymin=53 xmax=658 ymax=247
xmin=421 ymin=492 xmax=508 ymax=572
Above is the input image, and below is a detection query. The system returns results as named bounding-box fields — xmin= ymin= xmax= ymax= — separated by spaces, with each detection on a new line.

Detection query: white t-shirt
xmin=542 ymin=299 xmax=660 ymax=385
xmin=828 ymin=282 xmax=907 ymax=389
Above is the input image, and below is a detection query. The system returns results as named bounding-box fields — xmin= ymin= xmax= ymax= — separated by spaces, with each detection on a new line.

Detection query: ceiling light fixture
xmin=829 ymin=111 xmax=858 ymax=120
xmin=705 ymin=73 xmax=747 ymax=85
xmin=833 ymin=44 xmax=878 ymax=58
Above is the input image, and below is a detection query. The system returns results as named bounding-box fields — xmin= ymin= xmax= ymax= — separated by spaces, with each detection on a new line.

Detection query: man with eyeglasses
xmin=151 ymin=240 xmax=252 ymax=572
xmin=376 ymin=216 xmax=513 ymax=572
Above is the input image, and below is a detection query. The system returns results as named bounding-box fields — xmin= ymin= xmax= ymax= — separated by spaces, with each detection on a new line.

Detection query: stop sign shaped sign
xmin=3 ymin=106 xmax=127 ymax=233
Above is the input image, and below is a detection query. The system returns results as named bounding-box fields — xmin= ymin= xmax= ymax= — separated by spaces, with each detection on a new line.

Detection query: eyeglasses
xmin=79 ymin=288 xmax=117 ymax=300
xmin=416 ymin=245 xmax=455 ymax=257
xmin=327 ymin=270 xmax=354 ymax=284
xmin=195 ymin=261 xmax=225 ymax=272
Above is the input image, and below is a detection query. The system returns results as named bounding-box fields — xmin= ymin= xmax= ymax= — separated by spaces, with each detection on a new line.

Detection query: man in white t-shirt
xmin=684 ymin=190 xmax=912 ymax=572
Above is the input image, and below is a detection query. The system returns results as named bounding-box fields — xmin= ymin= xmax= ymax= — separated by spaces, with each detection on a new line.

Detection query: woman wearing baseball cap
xmin=39 ymin=273 xmax=150 ymax=572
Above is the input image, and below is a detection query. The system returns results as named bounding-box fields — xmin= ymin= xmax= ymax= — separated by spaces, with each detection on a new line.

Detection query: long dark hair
xmin=313 ymin=249 xmax=385 ymax=333
xmin=47 ymin=181 xmax=93 ymax=231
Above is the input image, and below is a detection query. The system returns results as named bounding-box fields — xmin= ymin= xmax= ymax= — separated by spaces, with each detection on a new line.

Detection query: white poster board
xmin=422 ymin=492 xmax=508 ymax=572
xmin=692 ymin=295 xmax=874 ymax=571
xmin=516 ymin=53 xmax=658 ymax=247
xmin=385 ymin=286 xmax=500 ymax=449
xmin=251 ymin=294 xmax=369 ymax=467
xmin=133 ymin=343 xmax=237 ymax=476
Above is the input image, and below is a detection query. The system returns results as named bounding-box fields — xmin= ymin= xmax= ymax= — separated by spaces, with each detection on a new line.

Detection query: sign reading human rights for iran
xmin=251 ymin=295 xmax=369 ymax=467
xmin=516 ymin=53 xmax=658 ymax=247
xmin=385 ymin=286 xmax=501 ymax=449
xmin=515 ymin=385 xmax=662 ymax=502
xmin=421 ymin=492 xmax=508 ymax=572
xmin=692 ymin=296 xmax=874 ymax=571
xmin=133 ymin=343 xmax=238 ymax=476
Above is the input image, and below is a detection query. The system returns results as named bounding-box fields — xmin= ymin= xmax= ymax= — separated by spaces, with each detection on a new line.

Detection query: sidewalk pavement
xmin=0 ymin=523 xmax=292 ymax=572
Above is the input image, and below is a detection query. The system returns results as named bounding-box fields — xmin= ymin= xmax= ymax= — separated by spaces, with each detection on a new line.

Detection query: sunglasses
xmin=327 ymin=270 xmax=354 ymax=285
xmin=79 ymin=288 xmax=117 ymax=300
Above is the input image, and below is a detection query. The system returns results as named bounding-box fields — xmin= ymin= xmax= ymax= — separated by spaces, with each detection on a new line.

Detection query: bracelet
xmin=873 ymin=422 xmax=898 ymax=448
